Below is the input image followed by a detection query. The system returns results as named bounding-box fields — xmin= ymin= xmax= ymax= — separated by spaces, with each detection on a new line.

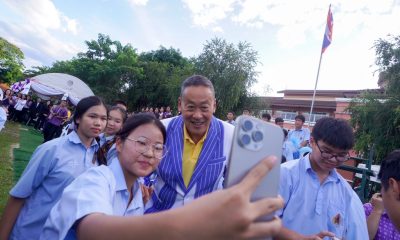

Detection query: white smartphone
xmin=225 ymin=115 xmax=283 ymax=221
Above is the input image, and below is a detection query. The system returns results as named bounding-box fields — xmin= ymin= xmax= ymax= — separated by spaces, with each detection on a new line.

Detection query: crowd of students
xmin=0 ymin=89 xmax=74 ymax=143
xmin=0 ymin=75 xmax=399 ymax=239
xmin=226 ymin=111 xmax=311 ymax=163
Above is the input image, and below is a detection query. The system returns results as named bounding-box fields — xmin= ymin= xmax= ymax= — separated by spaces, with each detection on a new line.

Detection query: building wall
xmin=334 ymin=100 xmax=352 ymax=120
xmin=283 ymin=95 xmax=338 ymax=101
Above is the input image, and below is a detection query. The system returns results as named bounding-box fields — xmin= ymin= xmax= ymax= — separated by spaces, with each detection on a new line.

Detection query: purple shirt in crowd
xmin=364 ymin=203 xmax=400 ymax=240
xmin=48 ymin=106 xmax=68 ymax=126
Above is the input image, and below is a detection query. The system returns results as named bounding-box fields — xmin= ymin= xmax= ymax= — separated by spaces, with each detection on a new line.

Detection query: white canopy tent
xmin=11 ymin=73 xmax=94 ymax=105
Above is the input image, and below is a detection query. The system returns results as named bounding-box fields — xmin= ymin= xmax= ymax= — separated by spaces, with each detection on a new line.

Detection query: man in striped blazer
xmin=145 ymin=75 xmax=234 ymax=213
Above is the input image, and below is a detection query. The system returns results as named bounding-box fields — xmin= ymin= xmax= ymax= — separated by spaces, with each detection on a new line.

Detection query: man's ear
xmin=116 ymin=137 xmax=123 ymax=153
xmin=178 ymin=97 xmax=182 ymax=112
xmin=389 ymin=178 xmax=400 ymax=200
xmin=213 ymin=98 xmax=217 ymax=114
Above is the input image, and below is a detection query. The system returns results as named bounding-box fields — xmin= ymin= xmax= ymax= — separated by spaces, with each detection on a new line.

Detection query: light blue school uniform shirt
xmin=282 ymin=140 xmax=297 ymax=161
xmin=0 ymin=106 xmax=7 ymax=132
xmin=98 ymin=133 xmax=115 ymax=147
xmin=40 ymin=156 xmax=144 ymax=240
xmin=106 ymin=144 xmax=117 ymax=165
xmin=288 ymin=127 xmax=310 ymax=149
xmin=279 ymin=155 xmax=368 ymax=239
xmin=9 ymin=131 xmax=99 ymax=240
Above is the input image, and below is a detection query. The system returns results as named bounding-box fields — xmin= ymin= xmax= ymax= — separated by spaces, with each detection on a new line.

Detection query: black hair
xmin=95 ymin=105 xmax=127 ymax=166
xmin=73 ymin=96 xmax=107 ymax=128
xmin=282 ymin=128 xmax=288 ymax=138
xmin=108 ymin=105 xmax=128 ymax=123
xmin=295 ymin=114 xmax=305 ymax=122
xmin=180 ymin=75 xmax=215 ymax=98
xmin=378 ymin=149 xmax=400 ymax=190
xmin=311 ymin=117 xmax=354 ymax=150
xmin=275 ymin=117 xmax=284 ymax=124
xmin=262 ymin=113 xmax=271 ymax=121
xmin=114 ymin=99 xmax=127 ymax=107
xmin=117 ymin=113 xmax=166 ymax=144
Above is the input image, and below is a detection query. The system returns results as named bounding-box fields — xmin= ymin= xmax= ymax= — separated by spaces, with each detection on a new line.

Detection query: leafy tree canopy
xmin=349 ymin=35 xmax=400 ymax=163
xmin=194 ymin=38 xmax=259 ymax=117
xmin=0 ymin=37 xmax=24 ymax=84
xmin=25 ymin=34 xmax=260 ymax=115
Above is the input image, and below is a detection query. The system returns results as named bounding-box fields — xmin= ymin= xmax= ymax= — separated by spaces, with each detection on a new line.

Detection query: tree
xmin=29 ymin=34 xmax=144 ymax=108
xmin=349 ymin=35 xmax=400 ymax=163
xmin=134 ymin=46 xmax=194 ymax=111
xmin=139 ymin=46 xmax=189 ymax=68
xmin=29 ymin=35 xmax=193 ymax=111
xmin=0 ymin=37 xmax=24 ymax=84
xmin=194 ymin=38 xmax=259 ymax=117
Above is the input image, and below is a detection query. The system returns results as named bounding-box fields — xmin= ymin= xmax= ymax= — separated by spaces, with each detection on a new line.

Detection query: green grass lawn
xmin=0 ymin=122 xmax=42 ymax=215
xmin=13 ymin=126 xmax=43 ymax=181
xmin=0 ymin=122 xmax=19 ymax=215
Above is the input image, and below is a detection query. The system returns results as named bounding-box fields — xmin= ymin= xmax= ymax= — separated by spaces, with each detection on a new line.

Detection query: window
xmin=275 ymin=111 xmax=297 ymax=121
xmin=302 ymin=112 xmax=328 ymax=123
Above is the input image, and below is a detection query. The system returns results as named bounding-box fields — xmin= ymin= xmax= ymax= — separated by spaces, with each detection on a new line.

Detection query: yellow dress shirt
xmin=182 ymin=125 xmax=208 ymax=187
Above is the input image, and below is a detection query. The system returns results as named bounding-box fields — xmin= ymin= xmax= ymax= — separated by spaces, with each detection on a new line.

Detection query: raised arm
xmin=366 ymin=193 xmax=384 ymax=240
xmin=77 ymin=156 xmax=283 ymax=240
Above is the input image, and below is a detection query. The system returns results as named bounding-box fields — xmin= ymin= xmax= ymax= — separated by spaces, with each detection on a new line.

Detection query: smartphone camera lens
xmin=242 ymin=120 xmax=253 ymax=132
xmin=252 ymin=131 xmax=263 ymax=142
xmin=239 ymin=134 xmax=251 ymax=146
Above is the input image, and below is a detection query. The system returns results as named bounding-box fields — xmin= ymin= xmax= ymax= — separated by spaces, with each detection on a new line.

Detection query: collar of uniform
xmin=183 ymin=123 xmax=209 ymax=144
xmin=303 ymin=154 xmax=340 ymax=183
xmin=105 ymin=135 xmax=115 ymax=143
xmin=293 ymin=127 xmax=305 ymax=132
xmin=109 ymin=157 xmax=129 ymax=192
xmin=68 ymin=130 xmax=82 ymax=144
xmin=68 ymin=130 xmax=99 ymax=149
xmin=109 ymin=157 xmax=143 ymax=212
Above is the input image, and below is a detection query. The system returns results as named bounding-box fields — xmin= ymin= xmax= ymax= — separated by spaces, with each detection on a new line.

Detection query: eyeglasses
xmin=126 ymin=136 xmax=167 ymax=160
xmin=315 ymin=141 xmax=350 ymax=162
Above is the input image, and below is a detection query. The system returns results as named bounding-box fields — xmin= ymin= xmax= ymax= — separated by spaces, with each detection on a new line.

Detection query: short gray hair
xmin=180 ymin=75 xmax=215 ymax=97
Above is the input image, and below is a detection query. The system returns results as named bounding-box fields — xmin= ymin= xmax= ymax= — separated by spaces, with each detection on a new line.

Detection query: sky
xmin=1 ymin=0 xmax=399 ymax=96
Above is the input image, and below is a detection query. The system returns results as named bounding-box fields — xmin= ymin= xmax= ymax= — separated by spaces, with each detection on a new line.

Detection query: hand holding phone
xmin=224 ymin=115 xmax=283 ymax=221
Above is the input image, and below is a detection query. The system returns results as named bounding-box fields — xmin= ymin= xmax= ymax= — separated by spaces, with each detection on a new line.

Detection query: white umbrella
xmin=30 ymin=73 xmax=94 ymax=105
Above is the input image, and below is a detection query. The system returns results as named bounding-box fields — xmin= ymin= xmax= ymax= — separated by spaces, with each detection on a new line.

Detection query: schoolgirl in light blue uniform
xmin=40 ymin=113 xmax=167 ymax=240
xmin=0 ymin=96 xmax=108 ymax=240
xmin=96 ymin=105 xmax=127 ymax=165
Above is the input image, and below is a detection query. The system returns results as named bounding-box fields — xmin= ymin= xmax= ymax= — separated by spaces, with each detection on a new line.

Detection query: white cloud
xmin=0 ymin=0 xmax=81 ymax=67
xmin=127 ymin=0 xmax=149 ymax=6
xmin=3 ymin=0 xmax=79 ymax=34
xmin=183 ymin=0 xmax=400 ymax=49
xmin=182 ymin=0 xmax=236 ymax=27
xmin=212 ymin=26 xmax=224 ymax=33
xmin=62 ymin=16 xmax=79 ymax=35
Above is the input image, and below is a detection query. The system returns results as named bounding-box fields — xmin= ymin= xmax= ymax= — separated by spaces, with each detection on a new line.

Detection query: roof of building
xmin=277 ymin=89 xmax=383 ymax=98
xmin=258 ymin=97 xmax=337 ymax=110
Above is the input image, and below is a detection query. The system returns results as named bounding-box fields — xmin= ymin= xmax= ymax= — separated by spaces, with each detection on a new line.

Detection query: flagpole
xmin=307 ymin=52 xmax=323 ymax=127
xmin=308 ymin=4 xmax=332 ymax=127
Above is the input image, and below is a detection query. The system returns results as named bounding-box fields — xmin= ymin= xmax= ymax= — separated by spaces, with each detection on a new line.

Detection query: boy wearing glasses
xmin=276 ymin=117 xmax=368 ymax=239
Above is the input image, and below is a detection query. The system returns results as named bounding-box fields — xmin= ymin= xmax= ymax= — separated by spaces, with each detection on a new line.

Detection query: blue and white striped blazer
xmin=145 ymin=116 xmax=234 ymax=213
